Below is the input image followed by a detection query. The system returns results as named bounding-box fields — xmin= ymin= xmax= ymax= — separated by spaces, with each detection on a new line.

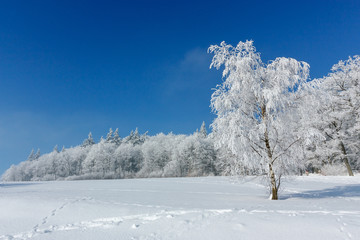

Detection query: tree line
xmin=2 ymin=123 xmax=217 ymax=181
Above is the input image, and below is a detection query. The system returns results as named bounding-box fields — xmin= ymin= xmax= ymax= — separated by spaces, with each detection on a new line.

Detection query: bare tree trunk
xmin=339 ymin=141 xmax=354 ymax=176
xmin=262 ymin=105 xmax=279 ymax=200
xmin=269 ymin=164 xmax=278 ymax=200
xmin=265 ymin=130 xmax=278 ymax=200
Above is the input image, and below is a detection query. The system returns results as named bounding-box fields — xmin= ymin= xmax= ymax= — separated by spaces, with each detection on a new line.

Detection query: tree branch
xmin=272 ymin=138 xmax=301 ymax=164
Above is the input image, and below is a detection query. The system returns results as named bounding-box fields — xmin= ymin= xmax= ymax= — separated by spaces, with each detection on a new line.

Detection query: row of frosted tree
xmin=2 ymin=41 xmax=360 ymax=200
xmin=2 ymin=124 xmax=217 ymax=181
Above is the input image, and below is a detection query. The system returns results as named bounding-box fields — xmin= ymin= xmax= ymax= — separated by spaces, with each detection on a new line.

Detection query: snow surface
xmin=1 ymin=176 xmax=359 ymax=240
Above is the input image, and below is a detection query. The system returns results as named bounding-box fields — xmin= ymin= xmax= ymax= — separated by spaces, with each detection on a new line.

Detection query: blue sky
xmin=1 ymin=0 xmax=359 ymax=174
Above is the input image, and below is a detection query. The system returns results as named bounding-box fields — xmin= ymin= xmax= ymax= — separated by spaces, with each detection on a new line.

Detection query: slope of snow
xmin=1 ymin=176 xmax=359 ymax=240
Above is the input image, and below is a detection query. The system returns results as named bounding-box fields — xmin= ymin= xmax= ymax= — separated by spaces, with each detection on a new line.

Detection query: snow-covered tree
xmin=124 ymin=130 xmax=134 ymax=144
xmin=192 ymin=136 xmax=216 ymax=175
xmin=199 ymin=121 xmax=207 ymax=138
xmin=106 ymin=128 xmax=114 ymax=143
xmin=1 ymin=165 xmax=18 ymax=181
xmin=172 ymin=134 xmax=215 ymax=177
xmin=93 ymin=139 xmax=116 ymax=178
xmin=132 ymin=128 xmax=141 ymax=145
xmin=53 ymin=145 xmax=59 ymax=153
xmin=64 ymin=146 xmax=89 ymax=176
xmin=26 ymin=149 xmax=35 ymax=161
xmin=112 ymin=128 xmax=121 ymax=145
xmin=34 ymin=149 xmax=41 ymax=160
xmin=113 ymin=143 xmax=143 ymax=177
xmin=303 ymin=56 xmax=360 ymax=176
xmin=139 ymin=133 xmax=176 ymax=177
xmin=81 ymin=132 xmax=95 ymax=147
xmin=209 ymin=40 xmax=309 ymax=200
xmin=124 ymin=128 xmax=147 ymax=145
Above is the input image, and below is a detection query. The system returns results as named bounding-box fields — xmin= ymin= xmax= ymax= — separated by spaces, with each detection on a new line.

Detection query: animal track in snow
xmin=0 ymin=208 xmax=233 ymax=239
xmin=0 ymin=197 xmax=93 ymax=240
xmin=337 ymin=215 xmax=352 ymax=239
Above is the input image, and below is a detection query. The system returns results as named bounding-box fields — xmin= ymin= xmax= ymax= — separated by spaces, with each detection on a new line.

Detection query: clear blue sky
xmin=1 ymin=0 xmax=359 ymax=174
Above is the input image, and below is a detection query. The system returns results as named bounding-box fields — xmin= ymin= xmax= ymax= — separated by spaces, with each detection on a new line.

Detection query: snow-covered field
xmin=1 ymin=176 xmax=359 ymax=240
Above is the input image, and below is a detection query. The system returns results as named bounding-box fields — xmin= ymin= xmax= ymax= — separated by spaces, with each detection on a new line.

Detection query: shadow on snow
xmin=0 ymin=182 xmax=41 ymax=188
xmin=281 ymin=184 xmax=360 ymax=200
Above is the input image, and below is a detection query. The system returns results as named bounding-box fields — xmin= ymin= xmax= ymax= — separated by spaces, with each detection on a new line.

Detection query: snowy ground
xmin=1 ymin=176 xmax=359 ymax=240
